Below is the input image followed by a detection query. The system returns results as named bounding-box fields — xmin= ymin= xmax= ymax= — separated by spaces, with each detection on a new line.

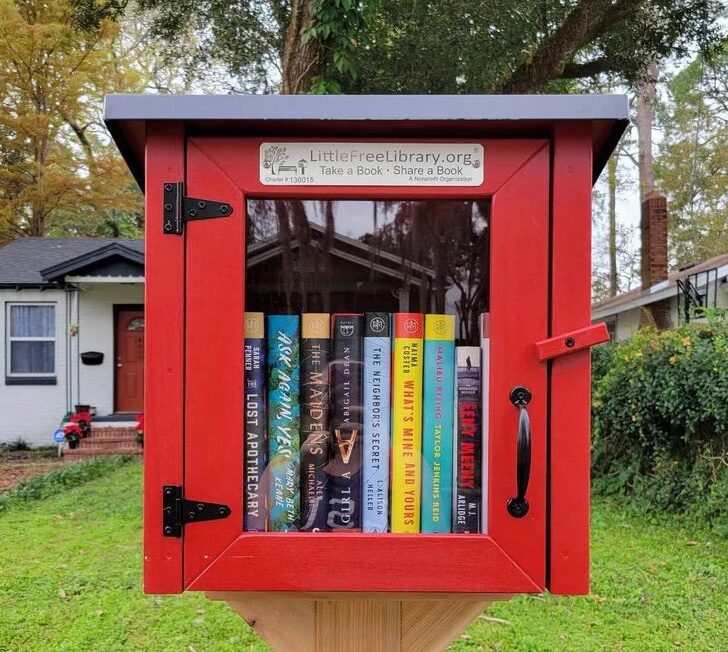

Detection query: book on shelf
xmin=327 ymin=314 xmax=364 ymax=530
xmin=243 ymin=312 xmax=267 ymax=532
xmin=267 ymin=314 xmax=301 ymax=532
xmin=390 ymin=313 xmax=425 ymax=533
xmin=454 ymin=346 xmax=482 ymax=534
xmin=299 ymin=313 xmax=331 ymax=532
xmin=421 ymin=314 xmax=455 ymax=533
xmin=479 ymin=313 xmax=490 ymax=534
xmin=362 ymin=312 xmax=392 ymax=533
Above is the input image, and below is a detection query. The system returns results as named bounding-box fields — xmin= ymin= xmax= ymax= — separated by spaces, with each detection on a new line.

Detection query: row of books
xmin=243 ymin=311 xmax=489 ymax=533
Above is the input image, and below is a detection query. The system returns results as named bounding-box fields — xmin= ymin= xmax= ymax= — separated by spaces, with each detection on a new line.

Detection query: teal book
xmin=267 ymin=315 xmax=301 ymax=531
xmin=421 ymin=314 xmax=456 ymax=533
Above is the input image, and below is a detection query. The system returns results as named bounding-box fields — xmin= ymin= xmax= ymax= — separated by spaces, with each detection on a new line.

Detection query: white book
xmin=479 ymin=313 xmax=490 ymax=533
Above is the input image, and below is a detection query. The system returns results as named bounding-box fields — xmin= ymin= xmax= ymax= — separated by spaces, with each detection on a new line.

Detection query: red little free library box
xmin=105 ymin=94 xmax=628 ymax=596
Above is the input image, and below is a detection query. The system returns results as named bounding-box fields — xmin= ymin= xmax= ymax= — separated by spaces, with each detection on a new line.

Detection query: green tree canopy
xmin=345 ymin=0 xmax=726 ymax=94
xmin=85 ymin=0 xmax=726 ymax=94
xmin=655 ymin=47 xmax=728 ymax=267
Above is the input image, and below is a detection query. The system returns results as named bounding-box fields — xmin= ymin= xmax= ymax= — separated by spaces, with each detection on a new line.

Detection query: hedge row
xmin=591 ymin=319 xmax=728 ymax=536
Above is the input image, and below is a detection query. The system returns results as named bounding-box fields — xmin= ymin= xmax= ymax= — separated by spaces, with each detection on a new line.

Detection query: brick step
xmin=84 ymin=435 xmax=138 ymax=444
xmin=80 ymin=438 xmax=141 ymax=450
xmin=64 ymin=447 xmax=142 ymax=458
xmin=88 ymin=428 xmax=138 ymax=440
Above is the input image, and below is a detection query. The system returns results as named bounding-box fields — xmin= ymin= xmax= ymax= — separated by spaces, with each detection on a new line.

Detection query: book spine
xmin=421 ymin=315 xmax=455 ymax=533
xmin=479 ymin=313 xmax=490 ymax=534
xmin=244 ymin=313 xmax=267 ymax=532
xmin=299 ymin=314 xmax=331 ymax=532
xmin=362 ymin=313 xmax=392 ymax=533
xmin=327 ymin=314 xmax=364 ymax=530
xmin=454 ymin=346 xmax=482 ymax=534
xmin=390 ymin=313 xmax=424 ymax=533
xmin=267 ymin=315 xmax=301 ymax=532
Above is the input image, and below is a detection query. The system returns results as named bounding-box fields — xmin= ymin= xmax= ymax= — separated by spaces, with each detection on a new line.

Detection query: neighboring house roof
xmin=0 ymin=230 xmax=436 ymax=289
xmin=0 ymin=238 xmax=144 ymax=287
xmin=248 ymin=221 xmax=437 ymax=284
xmin=593 ymin=251 xmax=728 ymax=320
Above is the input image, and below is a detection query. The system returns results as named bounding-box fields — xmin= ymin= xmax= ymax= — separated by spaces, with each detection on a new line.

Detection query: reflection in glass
xmin=126 ymin=317 xmax=145 ymax=331
xmin=246 ymin=199 xmax=489 ymax=345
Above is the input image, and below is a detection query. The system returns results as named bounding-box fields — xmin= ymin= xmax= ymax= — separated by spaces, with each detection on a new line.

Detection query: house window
xmin=6 ymin=303 xmax=56 ymax=378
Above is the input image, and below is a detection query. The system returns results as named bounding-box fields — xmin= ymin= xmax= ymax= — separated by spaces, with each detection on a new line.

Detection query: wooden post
xmin=207 ymin=592 xmax=512 ymax=651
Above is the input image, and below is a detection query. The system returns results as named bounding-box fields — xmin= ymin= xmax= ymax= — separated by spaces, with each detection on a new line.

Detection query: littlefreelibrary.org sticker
xmin=259 ymin=142 xmax=484 ymax=186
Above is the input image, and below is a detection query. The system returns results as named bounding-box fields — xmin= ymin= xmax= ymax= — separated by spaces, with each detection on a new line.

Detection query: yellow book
xmin=391 ymin=313 xmax=425 ymax=533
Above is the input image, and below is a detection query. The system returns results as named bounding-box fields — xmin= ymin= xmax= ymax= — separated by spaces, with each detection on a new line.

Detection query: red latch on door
xmin=536 ymin=323 xmax=610 ymax=361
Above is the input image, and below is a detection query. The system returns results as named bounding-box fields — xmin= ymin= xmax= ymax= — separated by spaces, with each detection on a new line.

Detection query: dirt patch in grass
xmin=0 ymin=452 xmax=69 ymax=492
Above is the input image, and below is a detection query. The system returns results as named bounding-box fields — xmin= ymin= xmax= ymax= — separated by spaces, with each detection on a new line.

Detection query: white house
xmin=592 ymin=251 xmax=728 ymax=341
xmin=0 ymin=238 xmax=144 ymax=446
xmin=1 ymin=232 xmax=443 ymax=447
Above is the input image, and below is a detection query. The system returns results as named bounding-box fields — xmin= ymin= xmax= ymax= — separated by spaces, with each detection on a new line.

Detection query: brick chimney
xmin=640 ymin=191 xmax=668 ymax=290
xmin=640 ymin=191 xmax=671 ymax=328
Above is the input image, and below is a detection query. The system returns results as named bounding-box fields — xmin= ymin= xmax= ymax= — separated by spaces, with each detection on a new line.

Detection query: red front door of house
xmin=115 ymin=309 xmax=145 ymax=412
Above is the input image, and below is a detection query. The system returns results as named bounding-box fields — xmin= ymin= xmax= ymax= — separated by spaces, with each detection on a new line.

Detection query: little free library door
xmin=168 ymin=137 xmax=549 ymax=593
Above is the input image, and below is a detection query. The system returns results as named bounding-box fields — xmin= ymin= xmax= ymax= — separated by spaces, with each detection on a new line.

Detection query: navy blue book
xmin=327 ymin=314 xmax=364 ymax=530
xmin=299 ymin=314 xmax=332 ymax=532
xmin=454 ymin=346 xmax=482 ymax=534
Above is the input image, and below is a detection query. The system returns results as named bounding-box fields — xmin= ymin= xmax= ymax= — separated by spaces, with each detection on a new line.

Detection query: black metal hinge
xmin=163 ymin=181 xmax=233 ymax=235
xmin=162 ymin=485 xmax=231 ymax=537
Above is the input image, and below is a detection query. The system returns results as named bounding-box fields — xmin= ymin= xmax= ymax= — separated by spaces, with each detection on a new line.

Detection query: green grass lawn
xmin=1 ymin=462 xmax=726 ymax=651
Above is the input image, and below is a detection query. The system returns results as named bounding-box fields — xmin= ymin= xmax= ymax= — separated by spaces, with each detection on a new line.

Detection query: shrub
xmin=0 ymin=438 xmax=31 ymax=454
xmin=592 ymin=319 xmax=728 ymax=535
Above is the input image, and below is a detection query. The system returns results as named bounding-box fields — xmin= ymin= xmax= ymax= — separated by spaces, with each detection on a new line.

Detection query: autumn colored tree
xmin=0 ymin=0 xmax=143 ymax=243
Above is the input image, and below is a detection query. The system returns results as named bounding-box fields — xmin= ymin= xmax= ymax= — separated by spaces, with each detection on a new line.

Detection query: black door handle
xmin=507 ymin=386 xmax=532 ymax=518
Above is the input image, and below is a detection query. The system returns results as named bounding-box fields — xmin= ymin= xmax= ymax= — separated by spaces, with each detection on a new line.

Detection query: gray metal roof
xmin=0 ymin=238 xmax=144 ymax=286
xmin=104 ymin=94 xmax=629 ymax=187
xmin=105 ymin=93 xmax=628 ymax=122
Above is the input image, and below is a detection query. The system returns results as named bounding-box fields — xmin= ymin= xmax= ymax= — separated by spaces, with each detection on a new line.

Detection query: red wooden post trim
xmin=183 ymin=141 xmax=245 ymax=585
xmin=179 ymin=137 xmax=550 ymax=593
xmin=487 ymin=144 xmax=550 ymax=590
xmin=188 ymin=534 xmax=540 ymax=593
xmin=144 ymin=122 xmax=186 ymax=593
xmin=549 ymin=122 xmax=593 ymax=595
xmin=536 ymin=323 xmax=610 ymax=361
xmin=192 ymin=137 xmax=548 ymax=200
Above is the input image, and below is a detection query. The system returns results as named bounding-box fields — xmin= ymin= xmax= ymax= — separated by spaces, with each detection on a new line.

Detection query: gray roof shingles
xmin=0 ymin=238 xmax=144 ymax=286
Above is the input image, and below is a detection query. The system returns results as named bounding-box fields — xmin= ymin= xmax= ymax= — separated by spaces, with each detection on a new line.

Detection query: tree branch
xmin=267 ymin=0 xmax=289 ymax=30
xmin=496 ymin=0 xmax=644 ymax=93
xmin=561 ymin=56 xmax=620 ymax=79
xmin=65 ymin=118 xmax=95 ymax=163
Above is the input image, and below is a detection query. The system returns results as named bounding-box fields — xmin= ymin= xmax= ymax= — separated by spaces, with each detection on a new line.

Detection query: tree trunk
xmin=280 ymin=0 xmax=322 ymax=94
xmin=30 ymin=134 xmax=49 ymax=236
xmin=607 ymin=153 xmax=618 ymax=296
xmin=635 ymin=62 xmax=658 ymax=200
